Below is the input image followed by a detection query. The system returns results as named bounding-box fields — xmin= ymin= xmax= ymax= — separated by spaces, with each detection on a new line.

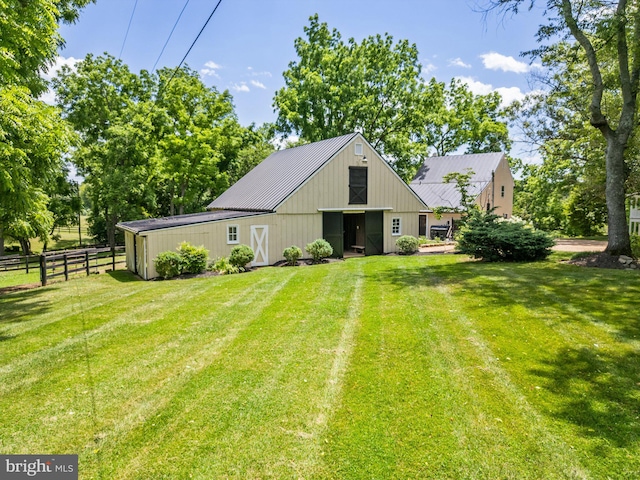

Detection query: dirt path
xmin=551 ymin=239 xmax=607 ymax=252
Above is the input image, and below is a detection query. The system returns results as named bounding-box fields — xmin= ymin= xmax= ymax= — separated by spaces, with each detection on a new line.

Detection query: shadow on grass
xmin=0 ymin=287 xmax=55 ymax=324
xmin=376 ymin=259 xmax=640 ymax=342
xmin=106 ymin=270 xmax=143 ymax=283
xmin=531 ymin=346 xmax=640 ymax=448
xmin=370 ymin=257 xmax=640 ymax=447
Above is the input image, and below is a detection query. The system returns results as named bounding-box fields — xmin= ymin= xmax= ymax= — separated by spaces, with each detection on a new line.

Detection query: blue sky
xmin=52 ymin=0 xmax=549 ymax=159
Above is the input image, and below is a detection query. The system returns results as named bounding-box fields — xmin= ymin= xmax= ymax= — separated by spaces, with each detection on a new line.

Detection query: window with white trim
xmin=355 ymin=143 xmax=363 ymax=155
xmin=392 ymin=217 xmax=401 ymax=236
xmin=227 ymin=225 xmax=239 ymax=244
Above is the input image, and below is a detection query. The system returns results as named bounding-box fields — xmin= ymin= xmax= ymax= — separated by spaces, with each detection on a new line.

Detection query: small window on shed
xmin=501 ymin=185 xmax=505 ymax=197
xmin=227 ymin=225 xmax=239 ymax=244
xmin=355 ymin=143 xmax=363 ymax=156
xmin=392 ymin=217 xmax=401 ymax=236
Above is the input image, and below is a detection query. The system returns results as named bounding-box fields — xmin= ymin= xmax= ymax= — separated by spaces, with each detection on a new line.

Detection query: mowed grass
xmin=0 ymin=255 xmax=638 ymax=479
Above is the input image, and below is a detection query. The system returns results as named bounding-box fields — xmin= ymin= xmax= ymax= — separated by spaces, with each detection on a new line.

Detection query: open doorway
xmin=343 ymin=213 xmax=365 ymax=255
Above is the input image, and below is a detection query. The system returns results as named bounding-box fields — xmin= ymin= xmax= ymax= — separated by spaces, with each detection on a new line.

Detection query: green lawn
xmin=1 ymin=255 xmax=638 ymax=479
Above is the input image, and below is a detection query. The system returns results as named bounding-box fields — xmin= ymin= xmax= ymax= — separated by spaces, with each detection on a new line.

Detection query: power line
xmin=160 ymin=0 xmax=224 ymax=94
xmin=119 ymin=0 xmax=139 ymax=59
xmin=152 ymin=0 xmax=191 ymax=72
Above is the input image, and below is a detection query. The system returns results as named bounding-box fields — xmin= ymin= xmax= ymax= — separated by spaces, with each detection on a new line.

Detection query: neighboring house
xmin=118 ymin=133 xmax=427 ymax=279
xmin=410 ymin=152 xmax=514 ymax=238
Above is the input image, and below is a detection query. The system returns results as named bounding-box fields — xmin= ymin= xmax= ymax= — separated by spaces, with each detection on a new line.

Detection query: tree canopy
xmin=0 ymin=0 xmax=92 ymax=254
xmin=488 ymin=0 xmax=640 ymax=255
xmin=274 ymin=14 xmax=511 ymax=181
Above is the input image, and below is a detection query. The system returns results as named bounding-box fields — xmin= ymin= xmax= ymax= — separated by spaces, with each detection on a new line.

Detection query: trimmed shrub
xmin=210 ymin=256 xmax=239 ymax=275
xmin=396 ymin=235 xmax=420 ymax=255
xmin=177 ymin=242 xmax=208 ymax=274
xmin=283 ymin=245 xmax=302 ymax=266
xmin=306 ymin=238 xmax=333 ymax=263
xmin=154 ymin=251 xmax=182 ymax=279
xmin=229 ymin=244 xmax=254 ymax=270
xmin=456 ymin=210 xmax=554 ymax=262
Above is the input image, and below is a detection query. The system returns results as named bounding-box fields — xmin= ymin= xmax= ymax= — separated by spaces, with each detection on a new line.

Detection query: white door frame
xmin=250 ymin=225 xmax=269 ymax=266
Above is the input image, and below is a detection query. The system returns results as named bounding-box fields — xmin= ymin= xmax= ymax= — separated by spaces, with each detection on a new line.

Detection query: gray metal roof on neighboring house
xmin=208 ymin=133 xmax=358 ymax=211
xmin=117 ymin=210 xmax=268 ymax=234
xmin=410 ymin=152 xmax=505 ymax=209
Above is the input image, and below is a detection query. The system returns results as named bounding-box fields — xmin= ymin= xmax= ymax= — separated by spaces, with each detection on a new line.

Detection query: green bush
xmin=305 ymin=238 xmax=333 ymax=262
xmin=456 ymin=210 xmax=554 ymax=262
xmin=631 ymin=234 xmax=640 ymax=258
xmin=229 ymin=244 xmax=254 ymax=270
xmin=154 ymin=251 xmax=182 ymax=279
xmin=210 ymin=256 xmax=239 ymax=275
xmin=177 ymin=242 xmax=208 ymax=274
xmin=396 ymin=235 xmax=420 ymax=255
xmin=283 ymin=245 xmax=302 ymax=266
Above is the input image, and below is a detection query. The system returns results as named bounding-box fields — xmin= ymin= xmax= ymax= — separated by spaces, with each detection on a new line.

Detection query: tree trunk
xmin=604 ymin=137 xmax=632 ymax=255
xmin=19 ymin=237 xmax=31 ymax=256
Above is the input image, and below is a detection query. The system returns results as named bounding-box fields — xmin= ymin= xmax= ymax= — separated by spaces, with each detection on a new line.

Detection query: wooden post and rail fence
xmin=0 ymin=246 xmax=125 ymax=287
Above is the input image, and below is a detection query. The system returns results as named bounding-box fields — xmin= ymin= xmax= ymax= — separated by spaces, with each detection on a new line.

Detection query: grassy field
xmin=0 ymin=254 xmax=638 ymax=479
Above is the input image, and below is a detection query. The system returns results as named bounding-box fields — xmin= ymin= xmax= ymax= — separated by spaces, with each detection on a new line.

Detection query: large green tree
xmin=53 ymin=54 xmax=158 ymax=247
xmin=488 ymin=0 xmax=640 ymax=255
xmin=0 ymin=0 xmax=92 ymax=254
xmin=154 ymin=67 xmax=245 ymax=215
xmin=274 ymin=14 xmax=511 ymax=181
xmin=274 ymin=14 xmax=427 ymax=180
xmin=54 ymin=54 xmax=263 ymax=246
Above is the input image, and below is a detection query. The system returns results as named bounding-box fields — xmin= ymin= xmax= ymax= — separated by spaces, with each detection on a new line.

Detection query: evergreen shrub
xmin=229 ymin=244 xmax=254 ymax=270
xmin=456 ymin=210 xmax=554 ymax=262
xmin=396 ymin=235 xmax=419 ymax=254
xmin=283 ymin=245 xmax=302 ymax=266
xmin=305 ymin=239 xmax=333 ymax=262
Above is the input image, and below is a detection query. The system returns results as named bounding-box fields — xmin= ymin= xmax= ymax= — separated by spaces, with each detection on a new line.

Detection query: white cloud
xmin=250 ymin=80 xmax=266 ymax=89
xmin=200 ymin=60 xmax=222 ymax=78
xmin=448 ymin=57 xmax=471 ymax=68
xmin=494 ymin=86 xmax=526 ymax=105
xmin=422 ymin=62 xmax=437 ymax=75
xmin=40 ymin=55 xmax=80 ymax=80
xmin=456 ymin=76 xmax=494 ymax=95
xmin=480 ymin=52 xmax=534 ymax=74
xmin=455 ymin=76 xmax=526 ymax=106
xmin=231 ymin=82 xmax=250 ymax=93
xmin=247 ymin=67 xmax=272 ymax=78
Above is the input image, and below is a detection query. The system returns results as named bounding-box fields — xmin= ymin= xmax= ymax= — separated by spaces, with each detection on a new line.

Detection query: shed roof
xmin=410 ymin=152 xmax=505 ymax=209
xmin=208 ymin=133 xmax=358 ymax=211
xmin=117 ymin=210 xmax=267 ymax=234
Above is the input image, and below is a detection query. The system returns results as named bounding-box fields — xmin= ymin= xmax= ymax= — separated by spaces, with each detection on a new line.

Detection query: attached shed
xmin=117 ymin=133 xmax=427 ymax=279
xmin=410 ymin=152 xmax=514 ymax=238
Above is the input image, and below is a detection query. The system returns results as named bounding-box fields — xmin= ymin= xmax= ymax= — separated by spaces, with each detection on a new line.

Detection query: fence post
xmin=25 ymin=255 xmax=29 ymax=274
xmin=40 ymin=255 xmax=47 ymax=286
xmin=85 ymin=251 xmax=90 ymax=276
xmin=112 ymin=247 xmax=116 ymax=271
xmin=64 ymin=254 xmax=68 ymax=281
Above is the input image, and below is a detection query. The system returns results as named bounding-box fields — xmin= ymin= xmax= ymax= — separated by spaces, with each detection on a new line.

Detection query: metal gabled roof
xmin=208 ymin=133 xmax=358 ymax=211
xmin=410 ymin=152 xmax=505 ymax=209
xmin=116 ymin=210 xmax=269 ymax=234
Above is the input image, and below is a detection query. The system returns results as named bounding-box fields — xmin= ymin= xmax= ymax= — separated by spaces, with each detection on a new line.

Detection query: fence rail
xmin=1 ymin=246 xmax=126 ymax=287
xmin=0 ymin=254 xmax=39 ymax=273
xmin=40 ymin=246 xmax=126 ymax=286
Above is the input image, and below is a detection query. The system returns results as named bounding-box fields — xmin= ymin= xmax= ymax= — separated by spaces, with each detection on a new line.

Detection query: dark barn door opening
xmin=343 ymin=213 xmax=365 ymax=253
xmin=322 ymin=212 xmax=344 ymax=258
xmin=365 ymin=211 xmax=384 ymax=255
